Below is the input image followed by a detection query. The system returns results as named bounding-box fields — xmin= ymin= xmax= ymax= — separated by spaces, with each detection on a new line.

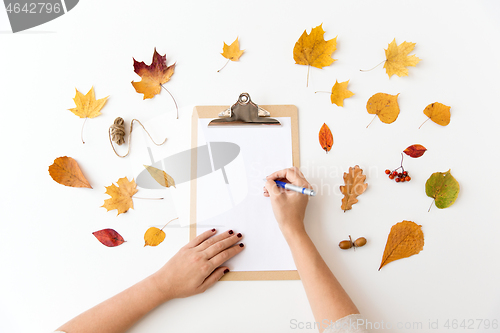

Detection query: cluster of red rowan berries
xmin=385 ymin=169 xmax=411 ymax=182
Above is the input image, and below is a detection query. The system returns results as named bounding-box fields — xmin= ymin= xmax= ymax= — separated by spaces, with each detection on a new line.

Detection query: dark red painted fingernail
xmin=211 ymin=228 xmax=216 ymax=232
xmin=237 ymin=233 xmax=242 ymax=238
xmin=239 ymin=243 xmax=244 ymax=247
xmin=223 ymin=268 xmax=230 ymax=274
xmin=228 ymin=230 xmax=233 ymax=235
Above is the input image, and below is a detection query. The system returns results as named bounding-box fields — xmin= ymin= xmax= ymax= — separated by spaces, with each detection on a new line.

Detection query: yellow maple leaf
xmin=102 ymin=177 xmax=138 ymax=216
xmin=221 ymin=37 xmax=244 ymax=61
xmin=293 ymin=24 xmax=337 ymax=86
xmin=330 ymin=80 xmax=354 ymax=107
xmin=69 ymin=87 xmax=108 ymax=119
xmin=384 ymin=39 xmax=421 ymax=78
xmin=69 ymin=86 xmax=108 ymax=143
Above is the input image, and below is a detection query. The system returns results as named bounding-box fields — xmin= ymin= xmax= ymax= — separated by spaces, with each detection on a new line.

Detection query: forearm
xmin=284 ymin=228 xmax=359 ymax=330
xmin=57 ymin=274 xmax=169 ymax=333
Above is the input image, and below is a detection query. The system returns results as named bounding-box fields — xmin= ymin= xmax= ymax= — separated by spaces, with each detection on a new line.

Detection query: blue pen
xmin=273 ymin=180 xmax=316 ymax=196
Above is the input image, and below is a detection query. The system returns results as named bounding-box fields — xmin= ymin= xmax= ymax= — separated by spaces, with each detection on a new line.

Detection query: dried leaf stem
xmin=360 ymin=60 xmax=386 ymax=72
xmin=217 ymin=59 xmax=230 ymax=72
xmin=428 ymin=199 xmax=435 ymax=212
xmin=160 ymin=217 xmax=179 ymax=231
xmin=81 ymin=117 xmax=88 ymax=144
xmin=419 ymin=118 xmax=430 ymax=129
xmin=366 ymin=115 xmax=377 ymax=128
xmin=134 ymin=197 xmax=164 ymax=200
xmin=160 ymin=84 xmax=179 ymax=119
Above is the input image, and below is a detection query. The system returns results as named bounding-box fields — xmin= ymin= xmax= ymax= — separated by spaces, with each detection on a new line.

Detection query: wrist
xmin=280 ymin=223 xmax=307 ymax=241
xmin=149 ymin=272 xmax=175 ymax=303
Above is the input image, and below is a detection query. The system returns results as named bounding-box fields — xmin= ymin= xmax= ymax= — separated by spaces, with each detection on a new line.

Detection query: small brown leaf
xmin=379 ymin=220 xmax=424 ymax=270
xmin=403 ymin=144 xmax=427 ymax=158
xmin=92 ymin=228 xmax=126 ymax=247
xmin=143 ymin=165 xmax=176 ymax=188
xmin=340 ymin=165 xmax=368 ymax=211
xmin=48 ymin=156 xmax=92 ymax=188
xmin=318 ymin=123 xmax=333 ymax=153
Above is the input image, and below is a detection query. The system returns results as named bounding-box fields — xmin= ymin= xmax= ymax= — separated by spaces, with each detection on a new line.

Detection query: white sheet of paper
xmin=196 ymin=117 xmax=296 ymax=271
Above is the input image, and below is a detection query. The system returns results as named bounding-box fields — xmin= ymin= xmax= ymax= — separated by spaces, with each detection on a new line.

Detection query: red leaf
xmin=403 ymin=144 xmax=427 ymax=158
xmin=319 ymin=123 xmax=333 ymax=153
xmin=92 ymin=229 xmax=126 ymax=247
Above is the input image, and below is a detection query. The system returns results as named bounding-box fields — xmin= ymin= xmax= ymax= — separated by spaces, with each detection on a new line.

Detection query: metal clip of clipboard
xmin=208 ymin=92 xmax=281 ymax=126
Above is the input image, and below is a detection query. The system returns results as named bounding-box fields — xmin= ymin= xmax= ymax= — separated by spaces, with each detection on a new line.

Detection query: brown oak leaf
xmin=340 ymin=165 xmax=368 ymax=212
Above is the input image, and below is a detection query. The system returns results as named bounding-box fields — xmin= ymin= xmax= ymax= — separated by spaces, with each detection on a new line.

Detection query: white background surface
xmin=1 ymin=1 xmax=500 ymax=332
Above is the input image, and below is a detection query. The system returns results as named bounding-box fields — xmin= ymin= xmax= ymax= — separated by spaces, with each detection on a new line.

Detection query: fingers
xmin=198 ymin=266 xmax=229 ymax=292
xmin=209 ymin=242 xmax=245 ymax=268
xmin=264 ymin=180 xmax=282 ymax=197
xmin=186 ymin=228 xmax=217 ymax=248
xmin=266 ymin=167 xmax=310 ymax=187
xmin=203 ymin=231 xmax=242 ymax=258
xmin=196 ymin=229 xmax=235 ymax=252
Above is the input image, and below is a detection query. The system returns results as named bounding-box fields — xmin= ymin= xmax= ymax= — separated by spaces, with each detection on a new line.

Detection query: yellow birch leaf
xmin=422 ymin=102 xmax=451 ymax=127
xmin=330 ymin=80 xmax=354 ymax=107
xmin=221 ymin=37 xmax=244 ymax=61
xmin=143 ymin=165 xmax=176 ymax=188
xmin=366 ymin=93 xmax=400 ymax=127
xmin=384 ymin=39 xmax=421 ymax=78
xmin=144 ymin=227 xmax=166 ymax=247
xmin=101 ymin=177 xmax=138 ymax=216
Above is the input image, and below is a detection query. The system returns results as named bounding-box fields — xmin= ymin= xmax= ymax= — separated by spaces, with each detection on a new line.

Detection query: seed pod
xmin=354 ymin=237 xmax=367 ymax=247
xmin=339 ymin=240 xmax=353 ymax=250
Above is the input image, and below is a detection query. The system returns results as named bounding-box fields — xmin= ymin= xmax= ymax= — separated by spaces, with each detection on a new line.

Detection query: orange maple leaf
xmin=132 ymin=48 xmax=175 ymax=99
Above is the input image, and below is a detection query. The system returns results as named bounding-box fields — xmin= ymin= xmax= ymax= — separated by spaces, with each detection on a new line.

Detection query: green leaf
xmin=425 ymin=170 xmax=460 ymax=209
xmin=143 ymin=165 xmax=176 ymax=188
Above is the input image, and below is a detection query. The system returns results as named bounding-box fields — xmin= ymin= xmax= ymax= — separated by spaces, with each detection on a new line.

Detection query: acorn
xmin=339 ymin=235 xmax=367 ymax=250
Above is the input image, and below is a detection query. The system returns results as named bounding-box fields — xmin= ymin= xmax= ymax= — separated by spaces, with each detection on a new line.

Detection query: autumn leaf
xmin=69 ymin=87 xmax=108 ymax=144
xmin=379 ymin=220 xmax=424 ymax=270
xmin=102 ymin=177 xmax=138 ymax=216
xmin=144 ymin=218 xmax=178 ymax=247
xmin=93 ymin=228 xmax=126 ymax=247
xmin=132 ymin=48 xmax=178 ymax=118
xmin=318 ymin=123 xmax=333 ymax=153
xmin=340 ymin=165 xmax=368 ymax=212
xmin=329 ymin=80 xmax=354 ymax=107
xmin=403 ymin=144 xmax=427 ymax=158
xmin=144 ymin=165 xmax=176 ymax=188
xmin=49 ymin=156 xmax=92 ymax=188
xmin=293 ymin=24 xmax=337 ymax=86
xmin=366 ymin=93 xmax=400 ymax=127
xmin=384 ymin=39 xmax=421 ymax=78
xmin=218 ymin=37 xmax=244 ymax=72
xmin=420 ymin=102 xmax=451 ymax=128
xmin=426 ymin=170 xmax=460 ymax=210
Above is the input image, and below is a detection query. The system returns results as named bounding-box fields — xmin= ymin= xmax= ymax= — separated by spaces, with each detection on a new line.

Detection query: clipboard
xmin=190 ymin=93 xmax=300 ymax=281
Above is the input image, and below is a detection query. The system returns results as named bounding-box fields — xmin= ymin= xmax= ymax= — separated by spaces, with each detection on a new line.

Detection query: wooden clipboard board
xmin=190 ymin=100 xmax=300 ymax=281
